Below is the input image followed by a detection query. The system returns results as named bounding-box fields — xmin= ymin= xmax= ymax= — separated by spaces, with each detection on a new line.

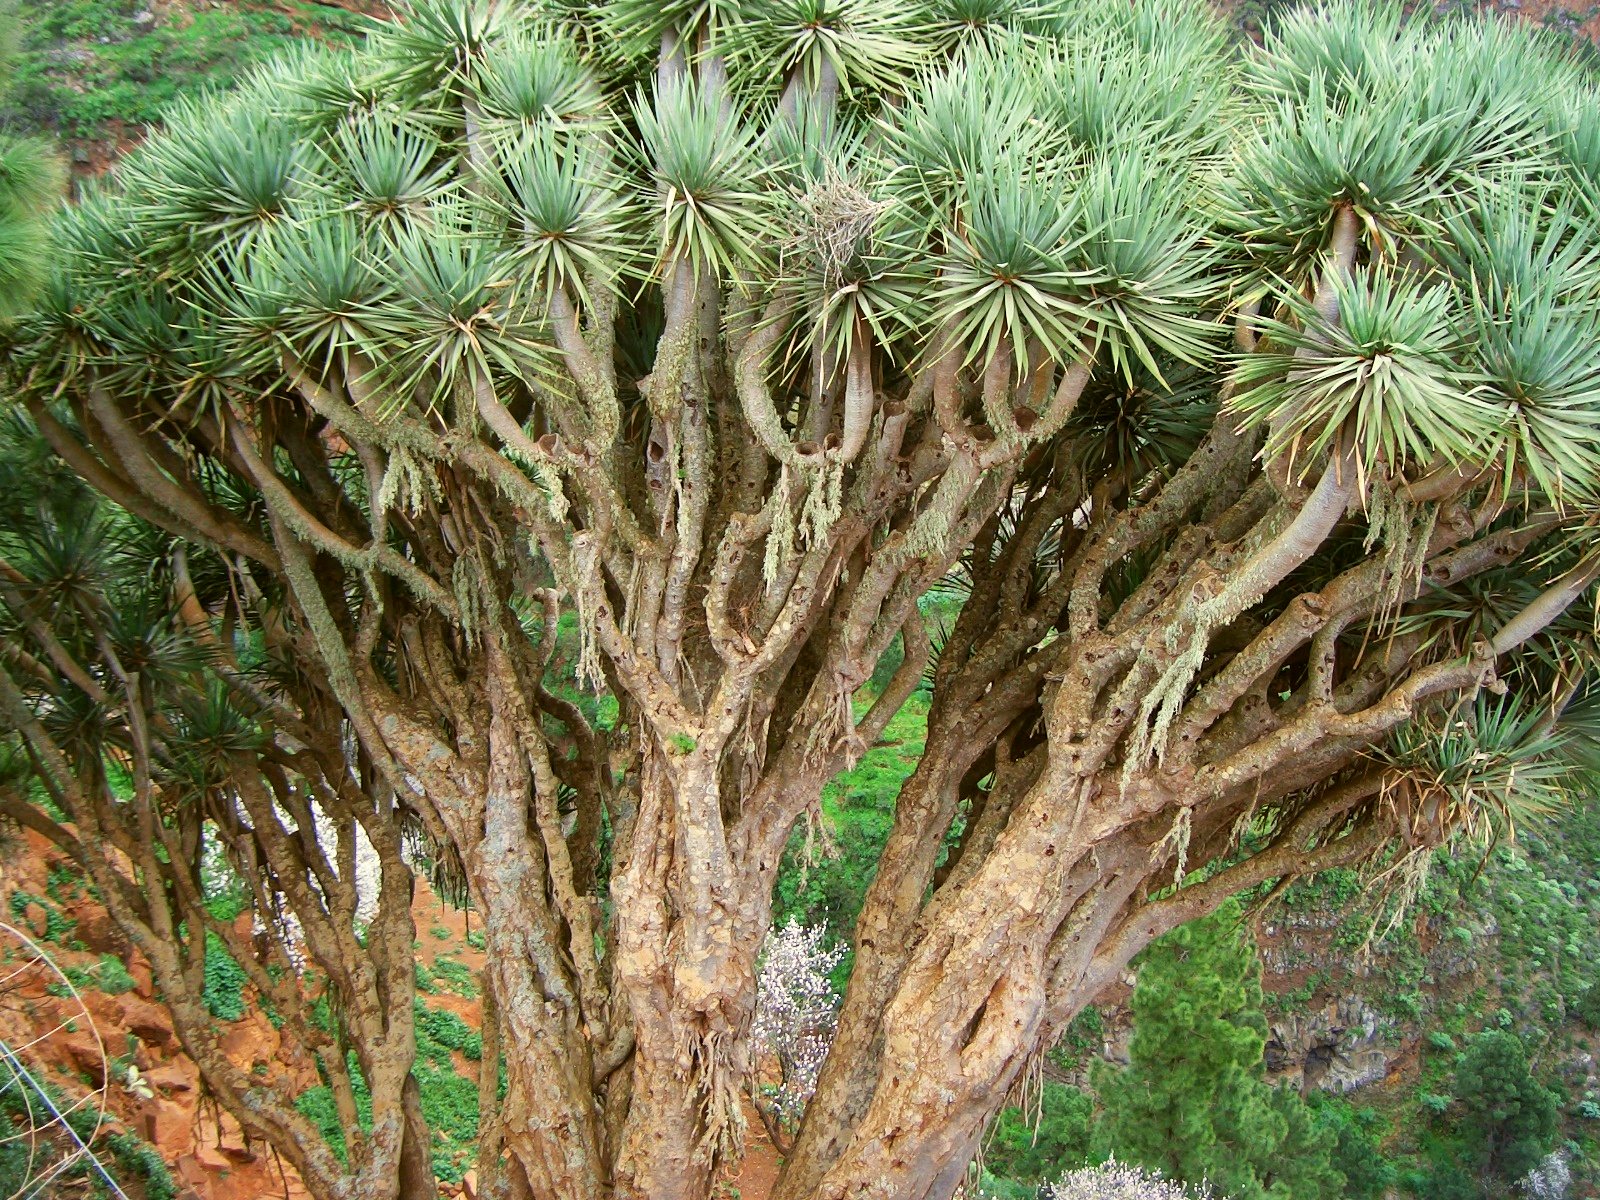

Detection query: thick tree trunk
xmin=613 ymin=1044 xmax=712 ymax=1200
xmin=607 ymin=755 xmax=771 ymax=1200
xmin=810 ymin=823 xmax=1145 ymax=1200
xmin=812 ymin=808 xmax=1081 ymax=1199
xmin=475 ymin=853 xmax=609 ymax=1198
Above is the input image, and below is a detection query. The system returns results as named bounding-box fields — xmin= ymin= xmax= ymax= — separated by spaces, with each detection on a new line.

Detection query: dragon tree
xmin=3 ymin=0 xmax=1600 ymax=1197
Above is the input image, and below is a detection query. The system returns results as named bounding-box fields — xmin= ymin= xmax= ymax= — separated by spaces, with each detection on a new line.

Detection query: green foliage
xmin=1375 ymin=695 xmax=1580 ymax=843
xmin=296 ymin=1054 xmax=373 ymax=1168
xmin=91 ymin=952 xmax=136 ymax=995
xmin=1267 ymin=1085 xmax=1345 ymax=1199
xmin=1264 ymin=785 xmax=1600 ymax=1189
xmin=1 ymin=0 xmax=365 ymax=139
xmin=0 ymin=132 xmax=63 ymax=314
xmin=1093 ymin=902 xmax=1342 ymax=1200
xmin=983 ymin=1081 xmax=1092 ymax=1184
xmin=203 ymin=889 xmax=249 ymax=923
xmin=1575 ymin=980 xmax=1600 ymax=1030
xmin=8 ymin=889 xmax=74 ymax=943
xmin=1408 ymin=1163 xmax=1479 ymax=1200
xmin=432 ymin=958 xmax=480 ymax=997
xmin=1305 ymin=1095 xmax=1395 ymax=1200
xmin=0 ymin=1064 xmax=175 ymax=1198
xmin=1452 ymin=1029 xmax=1560 ymax=1185
xmin=44 ymin=861 xmax=88 ymax=905
xmin=294 ymin=1084 xmax=346 ymax=1160
xmin=1233 ymin=270 xmax=1491 ymax=477
xmin=415 ymin=1000 xmax=483 ymax=1062
xmin=1053 ymin=1005 xmax=1106 ymax=1069
xmin=310 ymin=1000 xmax=483 ymax=1182
xmin=410 ymin=1001 xmax=480 ymax=1182
xmin=201 ymin=931 xmax=249 ymax=1021
xmin=772 ymin=693 xmax=926 ymax=984
xmin=415 ymin=1063 xmax=478 ymax=1183
xmin=106 ymin=1131 xmax=178 ymax=1200
xmin=634 ymin=77 xmax=766 ymax=279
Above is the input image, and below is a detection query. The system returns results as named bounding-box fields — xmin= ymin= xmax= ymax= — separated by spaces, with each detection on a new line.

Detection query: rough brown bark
xmin=5 ymin=11 xmax=1594 ymax=1200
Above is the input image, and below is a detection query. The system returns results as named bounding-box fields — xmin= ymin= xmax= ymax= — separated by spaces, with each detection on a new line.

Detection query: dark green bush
xmin=983 ymin=1082 xmax=1092 ymax=1185
xmin=200 ymin=932 xmax=249 ymax=1020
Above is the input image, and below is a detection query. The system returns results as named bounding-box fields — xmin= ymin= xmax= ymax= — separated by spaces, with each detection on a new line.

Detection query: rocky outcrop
xmin=1266 ymin=998 xmax=1393 ymax=1093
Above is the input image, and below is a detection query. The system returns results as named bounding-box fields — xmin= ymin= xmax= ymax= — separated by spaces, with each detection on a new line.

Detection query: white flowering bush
xmin=752 ymin=920 xmax=846 ymax=1127
xmin=1041 ymin=1160 xmax=1218 ymax=1200
xmin=1520 ymin=1150 xmax=1572 ymax=1200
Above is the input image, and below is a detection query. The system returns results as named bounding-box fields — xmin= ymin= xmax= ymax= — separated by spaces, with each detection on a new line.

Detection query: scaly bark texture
xmin=4 ymin=1 xmax=1600 ymax=1198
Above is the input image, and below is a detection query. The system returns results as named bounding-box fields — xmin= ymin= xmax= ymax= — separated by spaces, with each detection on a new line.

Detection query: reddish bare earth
xmin=1 ymin=828 xmax=313 ymax=1200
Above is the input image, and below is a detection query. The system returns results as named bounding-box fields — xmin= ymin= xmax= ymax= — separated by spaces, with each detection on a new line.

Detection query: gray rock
xmin=1266 ymin=997 xmax=1393 ymax=1094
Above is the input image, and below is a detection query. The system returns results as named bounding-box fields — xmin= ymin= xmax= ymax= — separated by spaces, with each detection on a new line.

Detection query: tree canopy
xmin=1093 ymin=903 xmax=1340 ymax=1199
xmin=2 ymin=0 xmax=1599 ymax=1198
xmin=1454 ymin=1030 xmax=1560 ymax=1189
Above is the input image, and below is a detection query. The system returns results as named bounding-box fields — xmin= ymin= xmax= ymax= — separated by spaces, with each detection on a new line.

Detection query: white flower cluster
xmin=1521 ymin=1150 xmax=1572 ymax=1200
xmin=199 ymin=824 xmax=238 ymax=901
xmin=1041 ymin=1160 xmax=1216 ymax=1200
xmin=751 ymin=919 xmax=846 ymax=1123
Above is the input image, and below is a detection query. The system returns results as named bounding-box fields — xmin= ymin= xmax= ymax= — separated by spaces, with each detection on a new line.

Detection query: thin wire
xmin=0 ymin=1039 xmax=133 ymax=1200
xmin=0 ymin=1053 xmax=43 ymax=1185
xmin=0 ymin=920 xmax=122 ymax=1200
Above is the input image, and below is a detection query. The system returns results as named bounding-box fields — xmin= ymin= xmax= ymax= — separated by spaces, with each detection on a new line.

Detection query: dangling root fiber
xmin=804 ymin=678 xmax=862 ymax=768
xmin=681 ymin=1027 xmax=748 ymax=1168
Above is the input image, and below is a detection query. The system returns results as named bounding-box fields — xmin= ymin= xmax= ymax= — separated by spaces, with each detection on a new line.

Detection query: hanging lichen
xmin=375 ymin=445 xmax=442 ymax=517
xmin=1151 ymin=804 xmax=1194 ymax=886
xmin=763 ymin=465 xmax=798 ymax=586
xmin=1363 ymin=473 xmax=1437 ymax=634
xmin=452 ymin=550 xmax=494 ymax=646
xmin=904 ymin=470 xmax=968 ymax=563
xmin=799 ymin=458 xmax=844 ymax=548
xmin=532 ymin=458 xmax=569 ymax=522
xmin=572 ymin=533 xmax=606 ymax=690
xmin=1125 ymin=597 xmax=1221 ymax=781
